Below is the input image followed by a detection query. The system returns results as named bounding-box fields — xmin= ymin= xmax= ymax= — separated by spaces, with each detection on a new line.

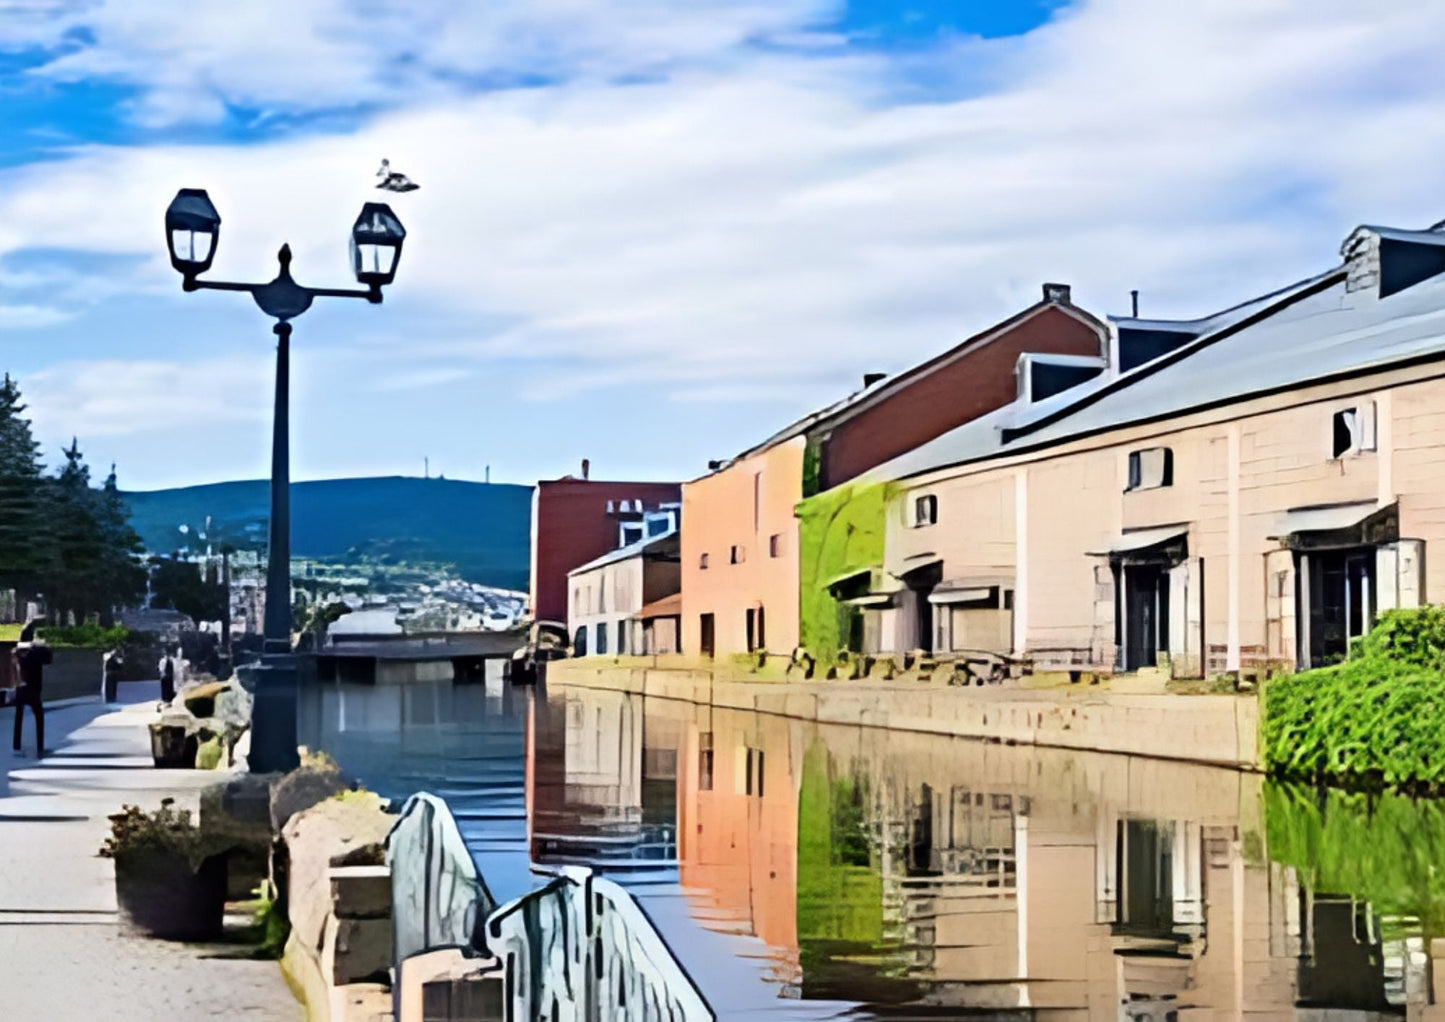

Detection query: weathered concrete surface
xmin=0 ymin=684 xmax=301 ymax=1022
xmin=548 ymin=659 xmax=1262 ymax=769
xmin=281 ymin=791 xmax=395 ymax=1022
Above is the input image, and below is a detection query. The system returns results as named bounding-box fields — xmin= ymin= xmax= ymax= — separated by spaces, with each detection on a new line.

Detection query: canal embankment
xmin=546 ymin=656 xmax=1262 ymax=769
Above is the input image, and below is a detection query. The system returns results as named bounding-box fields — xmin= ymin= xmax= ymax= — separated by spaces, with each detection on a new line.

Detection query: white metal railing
xmin=488 ymin=865 xmax=715 ymax=1022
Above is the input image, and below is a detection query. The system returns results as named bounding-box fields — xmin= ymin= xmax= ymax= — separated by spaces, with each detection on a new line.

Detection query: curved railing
xmin=386 ymin=792 xmax=497 ymax=964
xmin=488 ymin=865 xmax=714 ymax=1022
xmin=386 ymin=792 xmax=714 ymax=1021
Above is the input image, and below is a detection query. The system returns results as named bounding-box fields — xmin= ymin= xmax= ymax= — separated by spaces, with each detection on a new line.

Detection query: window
xmin=699 ymin=613 xmax=716 ymax=657
xmin=698 ymin=733 xmax=714 ymax=791
xmin=1126 ymin=447 xmax=1174 ymax=491
xmin=769 ymin=533 xmax=784 ymax=558
xmin=621 ymin=522 xmax=643 ymax=545
xmin=595 ymin=621 xmax=609 ymax=655
xmin=914 ymin=494 xmax=938 ymax=527
xmin=1331 ymin=402 xmax=1377 ymax=459
xmin=745 ymin=748 xmax=765 ymax=797
xmin=573 ymin=627 xmax=588 ymax=657
xmin=730 ymin=545 xmax=746 ymax=564
xmin=618 ymin=623 xmax=628 ymax=655
xmin=746 ymin=607 xmax=768 ymax=652
xmin=699 ymin=552 xmax=710 ymax=570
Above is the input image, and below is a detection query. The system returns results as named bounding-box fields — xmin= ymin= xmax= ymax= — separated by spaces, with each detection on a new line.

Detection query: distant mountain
xmin=123 ymin=476 xmax=533 ymax=591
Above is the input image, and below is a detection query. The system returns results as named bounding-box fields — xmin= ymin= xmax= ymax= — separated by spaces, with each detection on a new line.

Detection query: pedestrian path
xmin=0 ymin=685 xmax=301 ymax=1022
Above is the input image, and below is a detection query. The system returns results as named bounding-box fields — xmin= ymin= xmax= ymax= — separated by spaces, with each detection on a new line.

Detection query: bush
xmin=38 ymin=623 xmax=131 ymax=649
xmin=1263 ymin=608 xmax=1445 ymax=792
xmin=99 ymin=797 xmax=235 ymax=869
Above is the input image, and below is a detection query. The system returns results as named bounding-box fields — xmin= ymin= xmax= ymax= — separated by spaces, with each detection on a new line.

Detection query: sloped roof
xmin=711 ymin=295 xmax=1107 ymax=473
xmin=865 ymin=227 xmax=1445 ymax=485
xmin=569 ymin=529 xmax=679 ymax=576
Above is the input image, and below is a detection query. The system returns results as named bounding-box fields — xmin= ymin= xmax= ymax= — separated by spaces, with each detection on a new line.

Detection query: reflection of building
xmin=527 ymin=689 xmax=678 ymax=867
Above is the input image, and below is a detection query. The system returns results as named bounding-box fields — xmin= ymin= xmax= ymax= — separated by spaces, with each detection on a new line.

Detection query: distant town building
xmin=530 ymin=468 xmax=682 ymax=626
xmin=567 ymin=529 xmax=681 ymax=657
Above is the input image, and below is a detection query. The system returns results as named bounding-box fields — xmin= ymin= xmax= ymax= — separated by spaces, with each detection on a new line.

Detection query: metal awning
xmin=1270 ymin=501 xmax=1378 ymax=538
xmin=841 ymin=593 xmax=895 ymax=608
xmin=1089 ymin=525 xmax=1188 ymax=557
xmin=928 ymin=576 xmax=1011 ymax=606
xmin=1270 ymin=500 xmax=1398 ymax=550
xmin=822 ymin=567 xmax=874 ymax=591
xmin=634 ymin=593 xmax=682 ymax=620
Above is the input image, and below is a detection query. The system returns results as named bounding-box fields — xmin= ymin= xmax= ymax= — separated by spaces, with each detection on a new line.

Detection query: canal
xmin=298 ymin=678 xmax=1445 ymax=1019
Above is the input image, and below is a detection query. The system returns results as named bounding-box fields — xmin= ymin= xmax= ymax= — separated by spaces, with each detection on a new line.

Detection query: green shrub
xmin=1263 ymin=608 xmax=1445 ymax=791
xmin=37 ymin=623 xmax=131 ymax=649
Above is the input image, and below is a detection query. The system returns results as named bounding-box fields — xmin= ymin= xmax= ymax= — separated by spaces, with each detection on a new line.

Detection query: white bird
xmin=376 ymin=159 xmax=419 ymax=193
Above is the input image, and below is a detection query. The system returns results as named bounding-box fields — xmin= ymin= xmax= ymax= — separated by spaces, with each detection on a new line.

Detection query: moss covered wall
xmin=796 ymin=480 xmax=892 ymax=661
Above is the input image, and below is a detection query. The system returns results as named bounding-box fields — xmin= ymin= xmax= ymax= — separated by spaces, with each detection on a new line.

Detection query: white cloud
xmin=0 ymin=303 xmax=73 ymax=328
xmin=3 ymin=0 xmax=836 ymax=126
xmin=5 ymin=0 xmax=1445 ymax=413
xmin=24 ymin=356 xmax=270 ymax=440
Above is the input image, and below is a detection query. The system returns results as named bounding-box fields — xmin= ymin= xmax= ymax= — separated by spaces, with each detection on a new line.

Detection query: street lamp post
xmin=164 ymin=189 xmax=406 ymax=773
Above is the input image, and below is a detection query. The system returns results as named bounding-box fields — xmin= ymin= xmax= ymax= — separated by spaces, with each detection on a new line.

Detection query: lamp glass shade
xmin=165 ymin=188 xmax=221 ymax=276
xmin=350 ymin=202 xmax=405 ymax=286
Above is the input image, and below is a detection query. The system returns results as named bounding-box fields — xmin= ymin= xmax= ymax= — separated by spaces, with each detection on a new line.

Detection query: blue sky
xmin=3 ymin=1 xmax=1445 ymax=490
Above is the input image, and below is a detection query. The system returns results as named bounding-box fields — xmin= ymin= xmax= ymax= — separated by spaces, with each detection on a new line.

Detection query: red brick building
xmin=816 ymin=284 xmax=1108 ymax=488
xmin=530 ymin=470 xmax=682 ymax=625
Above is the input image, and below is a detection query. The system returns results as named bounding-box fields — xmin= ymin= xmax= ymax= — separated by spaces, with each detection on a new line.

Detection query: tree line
xmin=0 ymin=374 xmax=149 ymax=624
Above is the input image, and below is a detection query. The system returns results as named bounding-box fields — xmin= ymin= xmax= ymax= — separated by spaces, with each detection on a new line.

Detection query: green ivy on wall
xmin=796 ymin=479 xmax=892 ymax=661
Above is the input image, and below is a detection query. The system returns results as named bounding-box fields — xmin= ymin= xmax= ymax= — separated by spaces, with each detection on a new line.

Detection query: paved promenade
xmin=0 ymin=685 xmax=301 ymax=1022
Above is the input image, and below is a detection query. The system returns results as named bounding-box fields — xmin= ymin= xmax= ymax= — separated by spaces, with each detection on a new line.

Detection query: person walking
xmin=104 ymin=647 xmax=123 ymax=703
xmin=160 ymin=650 xmax=176 ymax=703
xmin=12 ymin=622 xmax=52 ymax=758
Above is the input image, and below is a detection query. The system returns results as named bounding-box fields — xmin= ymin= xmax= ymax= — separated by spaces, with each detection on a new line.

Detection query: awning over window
xmin=822 ymin=567 xmax=874 ymax=591
xmin=634 ymin=593 xmax=682 ymax=620
xmin=1270 ymin=501 xmax=1397 ymax=549
xmin=928 ymin=576 xmax=1012 ymax=606
xmin=1089 ymin=525 xmax=1188 ymax=557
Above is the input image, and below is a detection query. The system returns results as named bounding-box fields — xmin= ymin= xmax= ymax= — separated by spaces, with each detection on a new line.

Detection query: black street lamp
xmin=164 ymin=188 xmax=406 ymax=772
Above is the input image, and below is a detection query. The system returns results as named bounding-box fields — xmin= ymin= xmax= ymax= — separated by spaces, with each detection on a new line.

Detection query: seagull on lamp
xmin=376 ymin=159 xmax=419 ymax=193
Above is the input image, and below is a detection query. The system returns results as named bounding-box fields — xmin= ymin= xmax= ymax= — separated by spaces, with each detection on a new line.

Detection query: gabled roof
xmin=568 ymin=528 xmax=679 ymax=576
xmin=711 ymin=292 xmax=1107 ymax=473
xmin=867 ymin=228 xmax=1445 ymax=488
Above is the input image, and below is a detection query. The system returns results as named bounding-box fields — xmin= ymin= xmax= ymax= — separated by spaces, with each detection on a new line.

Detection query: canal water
xmin=298 ymin=678 xmax=1445 ymax=1020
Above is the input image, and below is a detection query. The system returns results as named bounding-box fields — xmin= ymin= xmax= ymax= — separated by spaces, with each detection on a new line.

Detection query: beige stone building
xmin=852 ymin=222 xmax=1445 ymax=676
xmin=567 ymin=530 xmax=681 ymax=657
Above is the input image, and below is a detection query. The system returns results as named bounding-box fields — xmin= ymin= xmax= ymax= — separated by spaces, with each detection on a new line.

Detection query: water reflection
xmin=300 ymin=677 xmax=1445 ymax=1020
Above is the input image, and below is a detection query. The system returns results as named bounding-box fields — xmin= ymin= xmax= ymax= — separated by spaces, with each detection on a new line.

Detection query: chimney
xmin=1042 ymin=282 xmax=1071 ymax=305
xmin=580 ymin=458 xmax=590 ymax=480
xmin=862 ymin=372 xmax=887 ymax=389
xmin=1130 ymin=289 xmax=1139 ymax=318
xmin=707 ymin=459 xmax=723 ymax=471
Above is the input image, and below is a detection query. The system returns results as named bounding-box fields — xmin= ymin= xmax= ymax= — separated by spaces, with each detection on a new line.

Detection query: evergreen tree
xmin=46 ymin=438 xmax=107 ymax=623
xmin=97 ymin=465 xmax=148 ymax=621
xmin=0 ymin=374 xmax=48 ymax=601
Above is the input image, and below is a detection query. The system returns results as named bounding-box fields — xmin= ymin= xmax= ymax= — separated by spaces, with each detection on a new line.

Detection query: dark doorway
xmin=1123 ymin=565 xmax=1169 ymax=672
xmin=699 ymin=613 xmax=715 ymax=658
xmin=902 ymin=562 xmax=943 ymax=654
xmin=1116 ymin=818 xmax=1174 ymax=938
xmin=1302 ymin=548 xmax=1375 ymax=668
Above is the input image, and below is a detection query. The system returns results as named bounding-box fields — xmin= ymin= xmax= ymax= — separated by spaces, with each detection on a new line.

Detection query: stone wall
xmin=548 ymin=658 xmax=1262 ymax=770
xmin=280 ymin=791 xmax=397 ymax=1022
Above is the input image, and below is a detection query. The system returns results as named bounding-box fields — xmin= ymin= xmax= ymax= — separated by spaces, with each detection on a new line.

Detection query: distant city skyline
xmin=5 ymin=1 xmax=1445 ymax=490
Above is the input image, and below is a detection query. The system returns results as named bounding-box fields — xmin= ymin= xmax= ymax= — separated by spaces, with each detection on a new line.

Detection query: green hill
xmin=123 ymin=476 xmax=533 ymax=591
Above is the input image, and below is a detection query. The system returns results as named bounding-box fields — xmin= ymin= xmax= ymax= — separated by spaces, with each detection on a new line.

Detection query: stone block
xmin=331 ymin=864 xmax=392 ymax=920
xmin=323 ymin=914 xmax=393 ymax=987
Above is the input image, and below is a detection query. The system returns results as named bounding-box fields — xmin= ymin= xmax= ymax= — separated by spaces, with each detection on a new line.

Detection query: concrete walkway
xmin=0 ymin=685 xmax=302 ymax=1022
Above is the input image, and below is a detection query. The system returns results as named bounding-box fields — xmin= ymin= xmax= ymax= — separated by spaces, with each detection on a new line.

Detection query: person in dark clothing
xmin=12 ymin=622 xmax=52 ymax=757
xmin=104 ymin=648 xmax=123 ymax=703
xmin=160 ymin=652 xmax=176 ymax=703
